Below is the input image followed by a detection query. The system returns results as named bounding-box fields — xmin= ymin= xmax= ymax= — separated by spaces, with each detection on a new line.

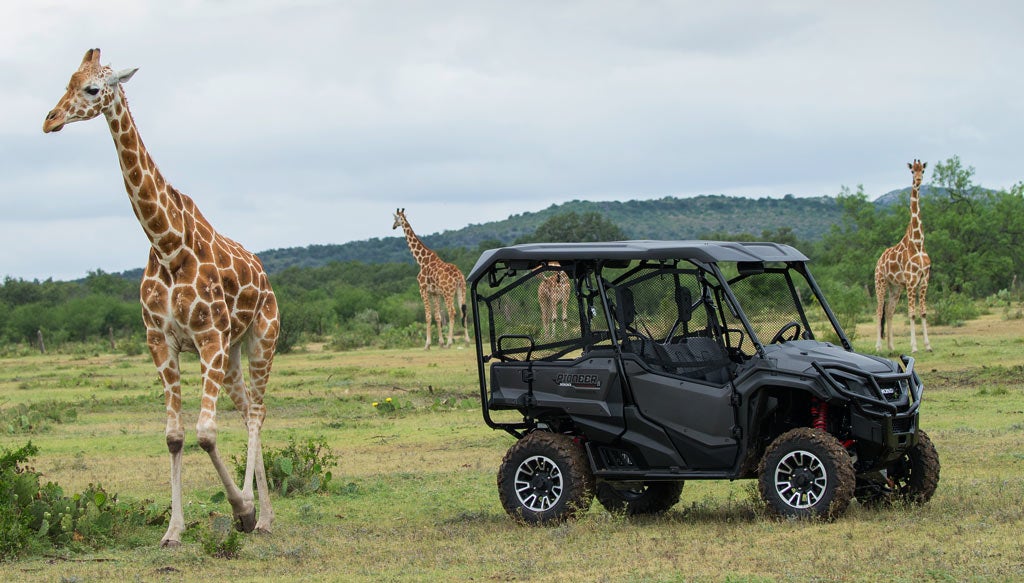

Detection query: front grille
xmin=892 ymin=417 xmax=914 ymax=433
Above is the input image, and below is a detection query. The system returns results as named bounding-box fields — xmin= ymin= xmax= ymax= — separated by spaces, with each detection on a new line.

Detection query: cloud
xmin=3 ymin=1 xmax=1023 ymax=280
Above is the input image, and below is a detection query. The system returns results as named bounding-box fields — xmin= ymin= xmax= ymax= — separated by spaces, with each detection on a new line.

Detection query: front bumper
xmin=816 ymin=355 xmax=923 ymax=462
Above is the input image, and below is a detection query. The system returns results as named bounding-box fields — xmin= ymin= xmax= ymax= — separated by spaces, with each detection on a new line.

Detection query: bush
xmin=1 ymin=401 xmax=77 ymax=434
xmin=197 ymin=515 xmax=244 ymax=559
xmin=232 ymin=436 xmax=337 ymax=497
xmin=929 ymin=292 xmax=981 ymax=327
xmin=0 ymin=442 xmax=155 ymax=561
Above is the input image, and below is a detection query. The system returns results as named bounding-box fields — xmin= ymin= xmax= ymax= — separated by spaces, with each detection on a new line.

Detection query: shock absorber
xmin=810 ymin=397 xmax=828 ymax=432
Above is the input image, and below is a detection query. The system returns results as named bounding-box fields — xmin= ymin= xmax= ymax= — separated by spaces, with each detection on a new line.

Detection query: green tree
xmin=516 ymin=210 xmax=625 ymax=243
xmin=5 ymin=304 xmax=56 ymax=344
xmin=930 ymin=155 xmax=978 ymax=204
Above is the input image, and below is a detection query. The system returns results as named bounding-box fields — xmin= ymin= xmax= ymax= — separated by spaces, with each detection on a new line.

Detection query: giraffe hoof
xmin=160 ymin=538 xmax=181 ymax=549
xmin=235 ymin=509 xmax=257 ymax=533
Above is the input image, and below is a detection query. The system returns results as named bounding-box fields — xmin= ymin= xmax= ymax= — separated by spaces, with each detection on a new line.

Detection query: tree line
xmin=1 ymin=158 xmax=1021 ymax=354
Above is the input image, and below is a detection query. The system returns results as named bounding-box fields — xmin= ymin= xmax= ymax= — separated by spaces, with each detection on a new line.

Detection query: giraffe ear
xmin=107 ymin=68 xmax=139 ymax=87
xmin=922 ymin=162 xmax=927 ymax=170
xmin=908 ymin=162 xmax=913 ymax=170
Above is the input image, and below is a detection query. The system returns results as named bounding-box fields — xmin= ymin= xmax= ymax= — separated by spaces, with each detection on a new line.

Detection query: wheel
xmin=596 ymin=481 xmax=684 ymax=515
xmin=769 ymin=321 xmax=801 ymax=344
xmin=758 ymin=427 xmax=855 ymax=520
xmin=891 ymin=430 xmax=940 ymax=503
xmin=855 ymin=430 xmax=940 ymax=507
xmin=497 ymin=432 xmax=594 ymax=524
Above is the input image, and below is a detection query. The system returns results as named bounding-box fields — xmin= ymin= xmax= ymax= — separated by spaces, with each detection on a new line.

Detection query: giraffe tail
xmin=460 ymin=303 xmax=467 ymax=329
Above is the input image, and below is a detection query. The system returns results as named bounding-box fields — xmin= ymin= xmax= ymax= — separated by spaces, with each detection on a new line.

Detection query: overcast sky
xmin=2 ymin=1 xmax=1022 ymax=281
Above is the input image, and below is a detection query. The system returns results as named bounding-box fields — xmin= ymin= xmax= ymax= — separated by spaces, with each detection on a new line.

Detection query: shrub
xmin=0 ymin=442 xmax=154 ymax=561
xmin=232 ymin=436 xmax=337 ymax=497
xmin=929 ymin=292 xmax=981 ymax=327
xmin=1 ymin=401 xmax=77 ymax=434
xmin=197 ymin=515 xmax=244 ymax=559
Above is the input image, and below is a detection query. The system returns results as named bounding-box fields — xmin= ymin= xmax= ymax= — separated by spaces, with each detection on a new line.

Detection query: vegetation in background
xmin=2 ymin=156 xmax=1022 ymax=352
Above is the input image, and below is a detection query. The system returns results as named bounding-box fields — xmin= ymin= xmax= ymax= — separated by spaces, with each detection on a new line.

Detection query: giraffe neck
xmin=400 ymin=218 xmax=437 ymax=269
xmin=103 ymin=88 xmax=189 ymax=265
xmin=904 ymin=180 xmax=924 ymax=250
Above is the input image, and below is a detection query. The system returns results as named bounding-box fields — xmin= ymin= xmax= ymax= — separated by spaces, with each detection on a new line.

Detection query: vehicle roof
xmin=467 ymin=240 xmax=809 ymax=283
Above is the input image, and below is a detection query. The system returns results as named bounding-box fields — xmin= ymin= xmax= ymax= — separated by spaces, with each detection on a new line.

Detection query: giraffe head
xmin=392 ymin=208 xmax=407 ymax=230
xmin=907 ymin=159 xmax=927 ymax=187
xmin=43 ymin=48 xmax=138 ymax=133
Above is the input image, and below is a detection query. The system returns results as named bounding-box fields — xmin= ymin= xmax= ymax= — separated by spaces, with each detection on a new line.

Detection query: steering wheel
xmin=769 ymin=321 xmax=801 ymax=344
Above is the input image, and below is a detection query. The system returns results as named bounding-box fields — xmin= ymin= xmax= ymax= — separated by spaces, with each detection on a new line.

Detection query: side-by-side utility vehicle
xmin=468 ymin=241 xmax=939 ymax=522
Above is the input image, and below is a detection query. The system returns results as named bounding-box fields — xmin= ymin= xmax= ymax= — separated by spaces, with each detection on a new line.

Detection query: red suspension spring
xmin=810 ymin=398 xmax=828 ymax=432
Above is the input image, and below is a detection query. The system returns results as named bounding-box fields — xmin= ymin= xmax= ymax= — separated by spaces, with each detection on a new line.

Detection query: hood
xmin=761 ymin=340 xmax=897 ymax=376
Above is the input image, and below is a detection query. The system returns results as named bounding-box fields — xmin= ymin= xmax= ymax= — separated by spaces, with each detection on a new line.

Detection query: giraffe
xmin=392 ymin=208 xmax=470 ymax=349
xmin=537 ymin=263 xmax=571 ymax=337
xmin=875 ymin=159 xmax=932 ymax=353
xmin=43 ymin=49 xmax=279 ymax=547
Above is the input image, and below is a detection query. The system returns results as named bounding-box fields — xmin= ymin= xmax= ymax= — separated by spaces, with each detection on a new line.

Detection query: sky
xmin=2 ymin=1 xmax=1022 ymax=281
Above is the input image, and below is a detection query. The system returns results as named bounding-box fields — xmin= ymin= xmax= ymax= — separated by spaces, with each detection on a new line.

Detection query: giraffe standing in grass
xmin=392 ymin=208 xmax=469 ymax=349
xmin=537 ymin=263 xmax=571 ymax=337
xmin=43 ymin=49 xmax=278 ymax=547
xmin=875 ymin=159 xmax=932 ymax=353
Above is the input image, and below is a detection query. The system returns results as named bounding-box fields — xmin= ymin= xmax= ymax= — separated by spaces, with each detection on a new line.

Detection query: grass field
xmin=1 ymin=312 xmax=1023 ymax=582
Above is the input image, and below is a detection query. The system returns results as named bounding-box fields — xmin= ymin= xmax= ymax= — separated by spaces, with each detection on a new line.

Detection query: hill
xmin=257 ymin=194 xmax=843 ymax=273
xmin=871 ymin=184 xmax=996 ymax=207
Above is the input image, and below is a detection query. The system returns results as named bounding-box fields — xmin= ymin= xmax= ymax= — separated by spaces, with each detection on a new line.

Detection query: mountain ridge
xmin=119 ymin=187 xmax=977 ymax=278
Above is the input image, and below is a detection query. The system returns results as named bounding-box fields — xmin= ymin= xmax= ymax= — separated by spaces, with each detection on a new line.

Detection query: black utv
xmin=467 ymin=241 xmax=939 ymax=523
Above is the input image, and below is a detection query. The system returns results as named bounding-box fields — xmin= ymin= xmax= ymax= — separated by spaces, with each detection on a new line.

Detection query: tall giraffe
xmin=392 ymin=208 xmax=469 ymax=349
xmin=537 ymin=263 xmax=571 ymax=337
xmin=875 ymin=159 xmax=932 ymax=353
xmin=43 ymin=49 xmax=279 ymax=547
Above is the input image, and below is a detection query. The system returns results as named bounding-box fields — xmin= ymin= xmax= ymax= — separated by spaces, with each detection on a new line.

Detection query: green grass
xmin=3 ymin=315 xmax=1024 ymax=581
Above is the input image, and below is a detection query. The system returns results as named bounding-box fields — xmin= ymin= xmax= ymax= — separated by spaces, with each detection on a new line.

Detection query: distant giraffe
xmin=537 ymin=263 xmax=571 ymax=337
xmin=43 ymin=49 xmax=278 ymax=546
xmin=875 ymin=159 xmax=932 ymax=353
xmin=392 ymin=208 xmax=469 ymax=349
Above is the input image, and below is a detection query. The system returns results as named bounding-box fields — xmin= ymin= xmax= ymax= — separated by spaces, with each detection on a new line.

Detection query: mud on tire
xmin=497 ymin=431 xmax=595 ymax=524
xmin=758 ymin=427 xmax=855 ymax=520
xmin=891 ymin=429 xmax=940 ymax=504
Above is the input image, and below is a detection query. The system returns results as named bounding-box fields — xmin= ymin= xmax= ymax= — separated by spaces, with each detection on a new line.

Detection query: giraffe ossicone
xmin=874 ymin=159 xmax=932 ymax=353
xmin=44 ymin=48 xmax=280 ymax=547
xmin=393 ymin=208 xmax=470 ymax=349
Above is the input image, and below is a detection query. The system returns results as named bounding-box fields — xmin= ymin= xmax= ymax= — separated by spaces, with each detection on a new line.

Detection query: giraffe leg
xmin=559 ymin=290 xmax=569 ymax=331
xmin=875 ymin=278 xmax=887 ymax=352
xmin=458 ymin=284 xmax=470 ymax=342
xmin=245 ymin=318 xmax=277 ymax=534
xmin=444 ymin=293 xmax=456 ymax=348
xmin=919 ymin=278 xmax=932 ymax=351
xmin=220 ymin=344 xmax=260 ymax=532
xmin=434 ymin=295 xmax=447 ymax=348
xmin=419 ymin=286 xmax=433 ymax=350
xmin=886 ymin=287 xmax=902 ymax=352
xmin=193 ymin=332 xmax=253 ymax=530
xmin=907 ymin=285 xmax=919 ymax=353
xmin=151 ymin=334 xmax=185 ymax=548
xmin=539 ymin=287 xmax=550 ymax=338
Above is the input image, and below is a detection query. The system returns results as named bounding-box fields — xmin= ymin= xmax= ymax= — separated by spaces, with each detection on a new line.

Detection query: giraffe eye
xmin=84 ymin=86 xmax=100 ymax=96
